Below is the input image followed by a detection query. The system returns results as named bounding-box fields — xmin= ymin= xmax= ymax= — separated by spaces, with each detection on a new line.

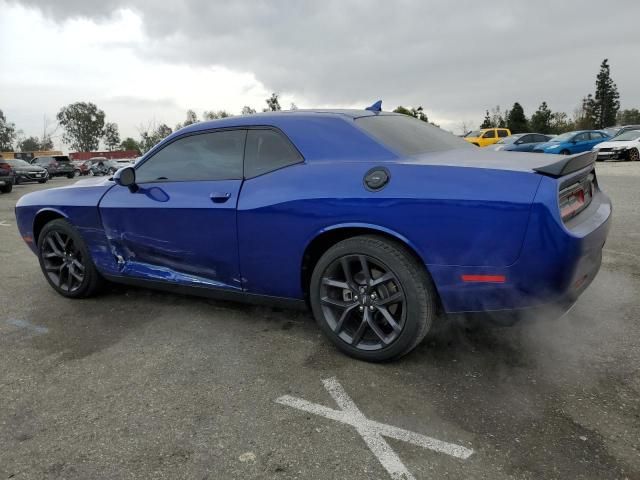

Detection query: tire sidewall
xmin=310 ymin=237 xmax=433 ymax=362
xmin=37 ymin=219 xmax=97 ymax=298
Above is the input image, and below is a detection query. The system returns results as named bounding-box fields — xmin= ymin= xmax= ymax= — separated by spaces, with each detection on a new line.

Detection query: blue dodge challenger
xmin=15 ymin=107 xmax=611 ymax=361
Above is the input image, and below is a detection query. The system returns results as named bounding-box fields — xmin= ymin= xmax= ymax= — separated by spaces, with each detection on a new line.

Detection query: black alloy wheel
xmin=319 ymin=254 xmax=406 ymax=350
xmin=41 ymin=230 xmax=86 ymax=293
xmin=310 ymin=235 xmax=436 ymax=362
xmin=38 ymin=219 xmax=103 ymax=298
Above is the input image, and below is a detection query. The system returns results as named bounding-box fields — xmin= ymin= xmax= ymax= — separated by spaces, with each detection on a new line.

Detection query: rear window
xmin=53 ymin=156 xmax=70 ymax=162
xmin=356 ymin=115 xmax=472 ymax=156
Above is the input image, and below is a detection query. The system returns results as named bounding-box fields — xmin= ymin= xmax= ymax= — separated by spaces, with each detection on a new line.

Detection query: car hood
xmin=403 ymin=148 xmax=566 ymax=174
xmin=596 ymin=140 xmax=637 ymax=149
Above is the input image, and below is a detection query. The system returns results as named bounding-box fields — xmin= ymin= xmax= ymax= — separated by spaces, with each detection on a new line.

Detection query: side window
xmin=574 ymin=133 xmax=588 ymax=142
xmin=497 ymin=129 xmax=509 ymax=138
xmin=244 ymin=129 xmax=303 ymax=178
xmin=536 ymin=134 xmax=550 ymax=142
xmin=589 ymin=132 xmax=603 ymax=140
xmin=136 ymin=130 xmax=246 ymax=183
xmin=482 ymin=130 xmax=496 ymax=138
xmin=519 ymin=135 xmax=533 ymax=143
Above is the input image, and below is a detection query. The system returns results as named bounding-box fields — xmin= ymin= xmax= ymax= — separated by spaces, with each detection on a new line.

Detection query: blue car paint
xmin=533 ymin=130 xmax=609 ymax=155
xmin=15 ymin=111 xmax=611 ymax=314
xmin=493 ymin=134 xmax=551 ymax=152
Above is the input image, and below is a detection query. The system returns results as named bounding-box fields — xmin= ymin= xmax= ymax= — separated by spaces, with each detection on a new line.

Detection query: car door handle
xmin=210 ymin=192 xmax=232 ymax=203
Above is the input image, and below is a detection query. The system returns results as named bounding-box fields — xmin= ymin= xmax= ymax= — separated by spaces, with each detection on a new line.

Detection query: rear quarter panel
xmin=237 ymin=161 xmax=542 ymax=299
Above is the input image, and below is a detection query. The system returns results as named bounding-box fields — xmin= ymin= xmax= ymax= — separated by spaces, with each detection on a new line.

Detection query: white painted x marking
xmin=276 ymin=378 xmax=473 ymax=480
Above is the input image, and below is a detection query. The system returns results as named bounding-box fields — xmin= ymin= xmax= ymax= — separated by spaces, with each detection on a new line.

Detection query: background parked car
xmin=592 ymin=129 xmax=640 ymax=161
xmin=532 ymin=130 xmax=609 ymax=155
xmin=0 ymin=159 xmax=16 ymax=193
xmin=88 ymin=158 xmax=122 ymax=176
xmin=463 ymin=128 xmax=511 ymax=147
xmin=71 ymin=160 xmax=91 ymax=176
xmin=488 ymin=133 xmax=554 ymax=152
xmin=605 ymin=124 xmax=640 ymax=139
xmin=30 ymin=155 xmax=76 ymax=178
xmin=4 ymin=159 xmax=49 ymax=184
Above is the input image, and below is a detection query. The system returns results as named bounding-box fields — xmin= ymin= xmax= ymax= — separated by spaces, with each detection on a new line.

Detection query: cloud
xmin=3 ymin=0 xmax=640 ymax=141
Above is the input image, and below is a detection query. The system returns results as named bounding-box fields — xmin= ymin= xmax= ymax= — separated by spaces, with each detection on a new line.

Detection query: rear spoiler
xmin=533 ymin=151 xmax=596 ymax=178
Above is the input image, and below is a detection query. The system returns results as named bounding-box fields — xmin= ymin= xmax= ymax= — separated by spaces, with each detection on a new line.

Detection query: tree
xmin=549 ymin=112 xmax=574 ymax=134
xmin=617 ymin=108 xmax=640 ymax=125
xmin=264 ymin=93 xmax=281 ymax=112
xmin=17 ymin=136 xmax=41 ymax=152
xmin=120 ymin=137 xmax=140 ymax=153
xmin=393 ymin=105 xmax=429 ymax=122
xmin=203 ymin=110 xmax=232 ymax=120
xmin=490 ymin=106 xmax=506 ymax=128
xmin=480 ymin=110 xmax=492 ymax=128
xmin=103 ymin=122 xmax=120 ymax=151
xmin=138 ymin=122 xmax=173 ymax=153
xmin=290 ymin=102 xmax=298 ymax=110
xmin=529 ymin=102 xmax=553 ymax=133
xmin=574 ymin=95 xmax=597 ymax=130
xmin=241 ymin=106 xmax=257 ymax=115
xmin=40 ymin=135 xmax=54 ymax=150
xmin=56 ymin=102 xmax=105 ymax=151
xmin=506 ymin=102 xmax=528 ymax=133
xmin=0 ymin=109 xmax=17 ymax=151
xmin=593 ymin=59 xmax=620 ymax=128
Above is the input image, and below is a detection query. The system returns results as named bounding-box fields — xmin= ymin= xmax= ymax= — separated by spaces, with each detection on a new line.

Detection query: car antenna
xmin=365 ymin=100 xmax=382 ymax=112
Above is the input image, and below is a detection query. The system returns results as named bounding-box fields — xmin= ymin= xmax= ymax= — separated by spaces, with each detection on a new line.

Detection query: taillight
xmin=0 ymin=162 xmax=11 ymax=171
xmin=559 ymin=173 xmax=594 ymax=222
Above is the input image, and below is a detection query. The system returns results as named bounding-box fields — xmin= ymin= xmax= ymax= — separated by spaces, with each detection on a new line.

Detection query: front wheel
xmin=310 ymin=235 xmax=436 ymax=362
xmin=0 ymin=183 xmax=13 ymax=193
xmin=560 ymin=149 xmax=571 ymax=155
xmin=38 ymin=179 xmax=48 ymax=184
xmin=629 ymin=148 xmax=639 ymax=162
xmin=37 ymin=219 xmax=104 ymax=298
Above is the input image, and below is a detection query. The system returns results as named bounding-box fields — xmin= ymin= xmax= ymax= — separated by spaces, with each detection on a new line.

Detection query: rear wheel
xmin=310 ymin=235 xmax=436 ymax=362
xmin=67 ymin=171 xmax=76 ymax=179
xmin=1 ymin=183 xmax=13 ymax=193
xmin=38 ymin=179 xmax=48 ymax=184
xmin=560 ymin=149 xmax=571 ymax=155
xmin=629 ymin=147 xmax=639 ymax=162
xmin=37 ymin=219 xmax=104 ymax=298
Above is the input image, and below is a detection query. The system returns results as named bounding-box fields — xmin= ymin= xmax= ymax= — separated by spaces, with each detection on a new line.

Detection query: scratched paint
xmin=276 ymin=377 xmax=473 ymax=480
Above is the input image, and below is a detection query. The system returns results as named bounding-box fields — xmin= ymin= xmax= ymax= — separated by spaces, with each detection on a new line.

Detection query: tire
xmin=309 ymin=235 xmax=436 ymax=362
xmin=0 ymin=182 xmax=13 ymax=193
xmin=38 ymin=179 xmax=48 ymax=184
xmin=37 ymin=219 xmax=104 ymax=298
xmin=67 ymin=171 xmax=76 ymax=179
xmin=472 ymin=143 xmax=480 ymax=147
xmin=629 ymin=147 xmax=639 ymax=162
xmin=74 ymin=169 xmax=81 ymax=176
xmin=560 ymin=149 xmax=571 ymax=155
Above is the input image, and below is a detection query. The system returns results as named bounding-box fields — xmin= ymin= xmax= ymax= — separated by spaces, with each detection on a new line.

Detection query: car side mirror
xmin=113 ymin=166 xmax=138 ymax=193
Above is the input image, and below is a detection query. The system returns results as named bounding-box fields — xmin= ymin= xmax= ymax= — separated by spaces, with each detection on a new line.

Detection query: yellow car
xmin=463 ymin=128 xmax=511 ymax=147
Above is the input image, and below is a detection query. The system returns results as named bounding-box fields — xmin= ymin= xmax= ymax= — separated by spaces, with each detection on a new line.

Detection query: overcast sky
xmin=1 ymin=0 xmax=639 ymax=150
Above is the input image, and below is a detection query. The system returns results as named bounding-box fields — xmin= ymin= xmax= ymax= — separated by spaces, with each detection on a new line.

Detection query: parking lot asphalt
xmin=1 ymin=164 xmax=639 ymax=480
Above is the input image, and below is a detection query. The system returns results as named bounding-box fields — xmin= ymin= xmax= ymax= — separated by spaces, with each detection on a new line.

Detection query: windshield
xmin=611 ymin=130 xmax=640 ymax=141
xmin=549 ymin=132 xmax=575 ymax=142
xmin=356 ymin=115 xmax=473 ymax=156
xmin=496 ymin=134 xmax=524 ymax=145
xmin=465 ymin=130 xmax=481 ymax=137
xmin=5 ymin=159 xmax=30 ymax=167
